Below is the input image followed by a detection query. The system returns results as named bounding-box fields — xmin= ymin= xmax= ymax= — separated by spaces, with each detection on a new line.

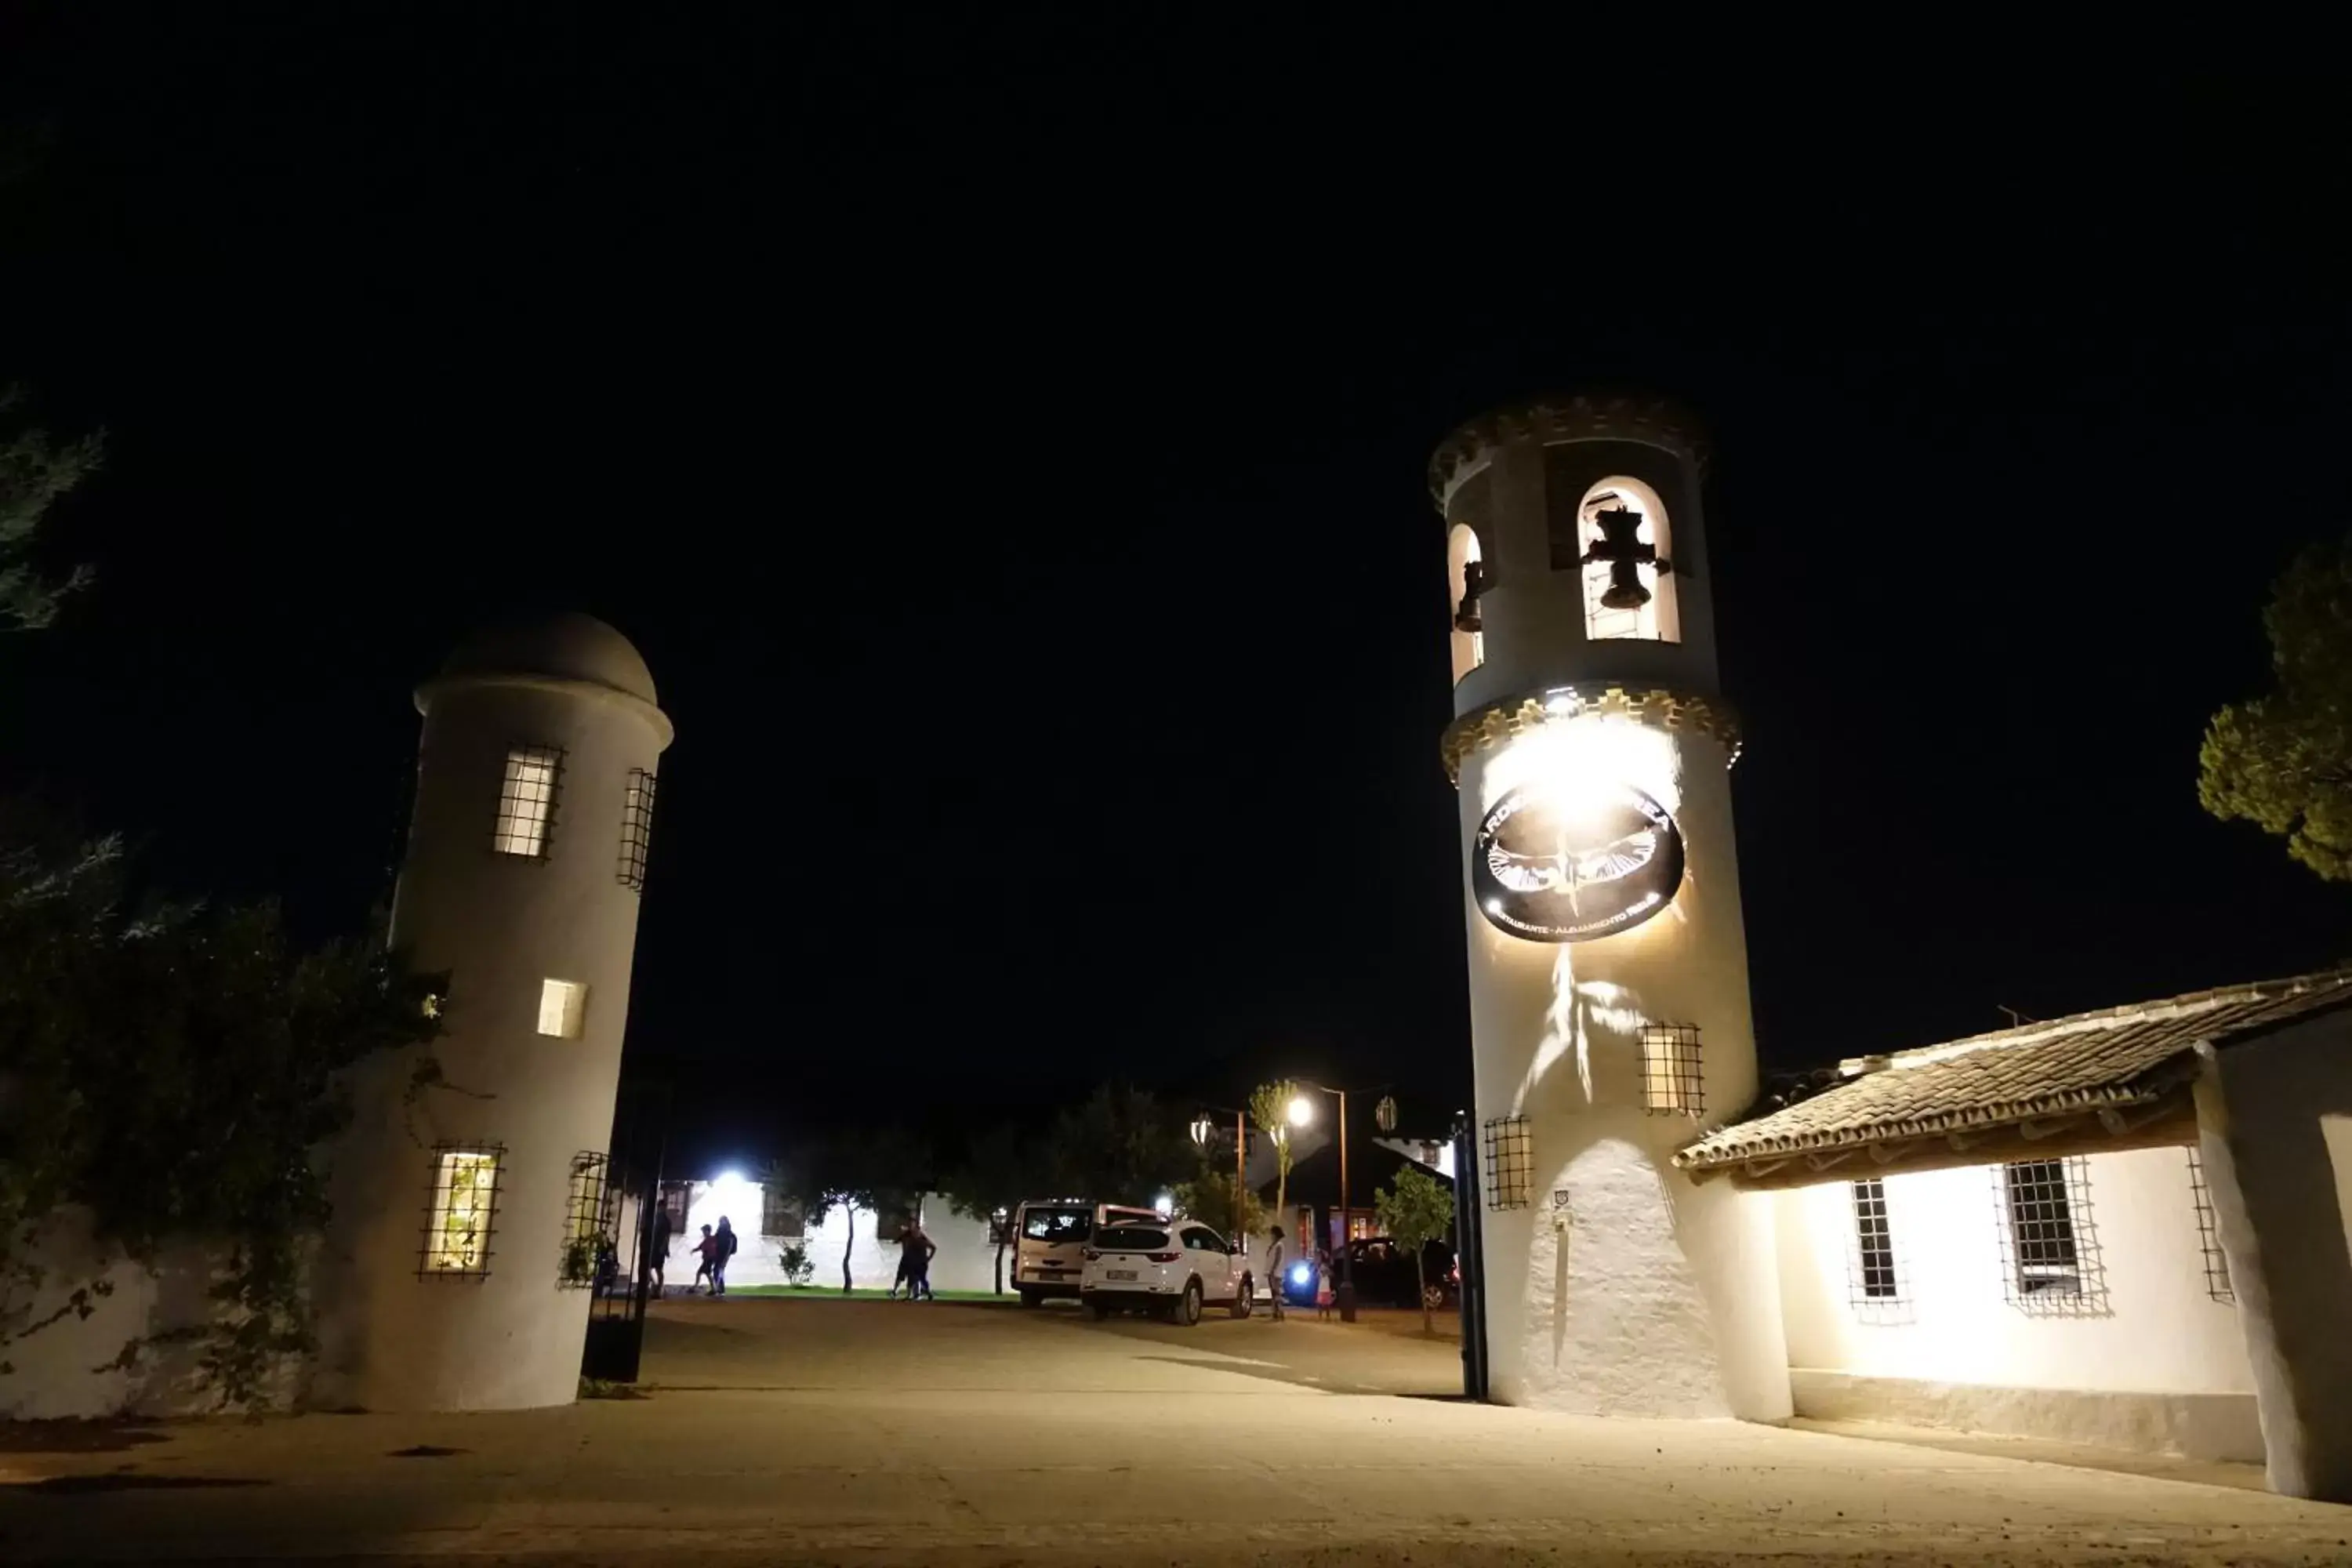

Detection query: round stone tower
xmin=310 ymin=613 xmax=673 ymax=1412
xmin=1432 ymin=397 xmax=1788 ymax=1419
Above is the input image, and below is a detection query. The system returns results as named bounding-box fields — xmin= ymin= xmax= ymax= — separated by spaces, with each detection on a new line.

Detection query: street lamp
xmin=1290 ymin=1079 xmax=1390 ymax=1323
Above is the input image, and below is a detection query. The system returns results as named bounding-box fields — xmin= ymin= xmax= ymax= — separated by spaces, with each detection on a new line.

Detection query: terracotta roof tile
xmin=1673 ymin=968 xmax=2352 ymax=1171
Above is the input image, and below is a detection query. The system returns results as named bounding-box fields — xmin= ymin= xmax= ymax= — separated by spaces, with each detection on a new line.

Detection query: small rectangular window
xmin=1639 ymin=1022 xmax=1704 ymax=1117
xmin=1997 ymin=1156 xmax=2107 ymax=1315
xmin=617 ymin=769 xmax=658 ymax=891
xmin=1848 ymin=1178 xmax=1907 ymax=1314
xmin=493 ymin=746 xmax=563 ymax=858
xmin=420 ymin=1145 xmax=503 ymax=1279
xmin=1483 ymin=1115 xmax=1531 ymax=1210
xmin=538 ymin=978 xmax=588 ymax=1039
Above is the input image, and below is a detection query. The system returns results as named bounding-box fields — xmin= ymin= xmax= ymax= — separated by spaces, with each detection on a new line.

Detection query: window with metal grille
xmin=1482 ymin=1115 xmax=1531 ymax=1210
xmin=1639 ymin=1022 xmax=1704 ymax=1116
xmin=419 ymin=1144 xmax=504 ymax=1280
xmin=1995 ymin=1156 xmax=2107 ymax=1314
xmin=617 ymin=769 xmax=658 ymax=891
xmin=492 ymin=746 xmax=563 ymax=857
xmin=561 ymin=1152 xmax=612 ymax=1288
xmin=2187 ymin=1148 xmax=2234 ymax=1304
xmin=760 ymin=1183 xmax=804 ymax=1238
xmin=1847 ymin=1178 xmax=1910 ymax=1318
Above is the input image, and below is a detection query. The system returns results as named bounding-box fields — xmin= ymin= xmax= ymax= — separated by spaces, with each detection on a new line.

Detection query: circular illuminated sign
xmin=1472 ymin=782 xmax=1685 ymax=942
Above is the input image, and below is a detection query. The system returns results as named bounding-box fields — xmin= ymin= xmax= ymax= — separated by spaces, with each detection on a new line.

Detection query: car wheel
xmin=1422 ymin=1283 xmax=1447 ymax=1311
xmin=1229 ymin=1276 xmax=1253 ymax=1319
xmin=1088 ymin=1300 xmax=1111 ymax=1320
xmin=1175 ymin=1279 xmax=1203 ymax=1327
xmin=1018 ymin=1289 xmax=1041 ymax=1308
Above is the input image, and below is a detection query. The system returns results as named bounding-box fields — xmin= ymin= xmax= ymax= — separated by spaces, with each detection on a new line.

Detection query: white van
xmin=1009 ymin=1198 xmax=1162 ymax=1306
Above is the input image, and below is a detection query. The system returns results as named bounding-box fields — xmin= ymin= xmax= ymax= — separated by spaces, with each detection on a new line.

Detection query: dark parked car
xmin=1281 ymin=1236 xmax=1457 ymax=1308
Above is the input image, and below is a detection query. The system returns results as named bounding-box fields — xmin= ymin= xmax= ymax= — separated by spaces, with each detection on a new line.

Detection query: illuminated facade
xmin=308 ymin=614 xmax=673 ymax=1412
xmin=1433 ymin=397 xmax=1789 ymax=1418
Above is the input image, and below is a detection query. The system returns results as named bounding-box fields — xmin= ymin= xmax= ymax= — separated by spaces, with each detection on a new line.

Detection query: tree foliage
xmin=772 ymin=1130 xmax=928 ymax=1292
xmin=2201 ymin=535 xmax=2352 ymax=882
xmin=942 ymin=1123 xmax=1051 ymax=1294
xmin=0 ymin=819 xmax=443 ymax=1399
xmin=1374 ymin=1163 xmax=1454 ymax=1335
xmin=0 ymin=385 xmax=97 ymax=633
xmin=1047 ymin=1085 xmax=1192 ymax=1203
xmin=1171 ymin=1164 xmax=1263 ymax=1243
xmin=1248 ymin=1080 xmax=1300 ymax=1229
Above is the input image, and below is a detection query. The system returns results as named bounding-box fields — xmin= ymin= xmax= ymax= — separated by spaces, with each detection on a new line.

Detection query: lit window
xmin=492 ymin=746 xmax=563 ymax=858
xmin=421 ymin=1145 xmax=503 ymax=1279
xmin=1997 ymin=1156 xmax=2107 ymax=1314
xmin=1849 ymin=1178 xmax=1900 ymax=1301
xmin=1576 ymin=477 xmax=1680 ymax=644
xmin=538 ymin=978 xmax=588 ymax=1039
xmin=617 ymin=769 xmax=658 ymax=891
xmin=1639 ymin=1022 xmax=1704 ymax=1116
xmin=1446 ymin=524 xmax=1486 ymax=684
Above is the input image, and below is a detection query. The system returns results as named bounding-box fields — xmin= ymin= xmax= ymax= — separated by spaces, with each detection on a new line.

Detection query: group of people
xmin=887 ymin=1216 xmax=937 ymax=1300
xmin=647 ymin=1206 xmax=739 ymax=1297
xmin=1261 ymin=1225 xmax=1339 ymax=1321
xmin=644 ymin=1203 xmax=934 ymax=1299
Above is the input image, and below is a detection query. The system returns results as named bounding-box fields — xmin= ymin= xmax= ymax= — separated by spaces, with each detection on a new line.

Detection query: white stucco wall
xmin=2201 ymin=1009 xmax=2352 ymax=1498
xmin=0 ymin=1209 xmax=307 ymax=1419
xmin=1459 ymin=717 xmax=1788 ymax=1421
xmin=1773 ymin=1145 xmax=2257 ymax=1457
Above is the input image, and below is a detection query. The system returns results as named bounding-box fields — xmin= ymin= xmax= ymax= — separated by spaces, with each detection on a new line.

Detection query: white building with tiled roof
xmin=1675 ymin=967 xmax=2352 ymax=1501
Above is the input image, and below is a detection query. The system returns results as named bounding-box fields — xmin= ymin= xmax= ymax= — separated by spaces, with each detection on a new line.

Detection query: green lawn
xmin=714 ymin=1285 xmax=1009 ymax=1302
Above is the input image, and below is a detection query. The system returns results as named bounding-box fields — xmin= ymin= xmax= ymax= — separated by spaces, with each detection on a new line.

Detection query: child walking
xmin=1314 ymin=1250 xmax=1336 ymax=1321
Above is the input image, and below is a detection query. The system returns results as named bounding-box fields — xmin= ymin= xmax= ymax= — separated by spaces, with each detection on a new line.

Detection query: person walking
xmin=901 ymin=1217 xmax=938 ymax=1301
xmin=648 ymin=1200 xmax=673 ymax=1296
xmin=1265 ymin=1225 xmax=1287 ymax=1322
xmin=691 ymin=1224 xmax=720 ymax=1294
xmin=1314 ymin=1249 xmax=1336 ymax=1321
xmin=713 ymin=1216 xmax=738 ymax=1297
xmin=888 ymin=1218 xmax=915 ymax=1299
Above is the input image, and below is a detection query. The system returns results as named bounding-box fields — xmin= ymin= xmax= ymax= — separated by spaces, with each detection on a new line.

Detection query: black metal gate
xmin=582 ymin=1081 xmax=670 ymax=1383
xmin=1450 ymin=1112 xmax=1490 ymax=1401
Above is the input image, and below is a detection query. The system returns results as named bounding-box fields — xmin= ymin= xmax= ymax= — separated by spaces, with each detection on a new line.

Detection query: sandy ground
xmin=3 ymin=1294 xmax=2350 ymax=1564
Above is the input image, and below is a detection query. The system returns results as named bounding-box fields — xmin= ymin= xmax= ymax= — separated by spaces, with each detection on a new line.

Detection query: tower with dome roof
xmin=310 ymin=613 xmax=673 ymax=1412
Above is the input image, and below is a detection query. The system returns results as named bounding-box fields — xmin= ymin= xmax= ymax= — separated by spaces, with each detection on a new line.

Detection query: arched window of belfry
xmin=1576 ymin=477 xmax=1679 ymax=643
xmin=1446 ymin=523 xmax=1486 ymax=684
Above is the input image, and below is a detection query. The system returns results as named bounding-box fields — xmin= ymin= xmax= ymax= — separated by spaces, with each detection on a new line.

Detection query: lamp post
xmin=1287 ymin=1080 xmax=1385 ymax=1323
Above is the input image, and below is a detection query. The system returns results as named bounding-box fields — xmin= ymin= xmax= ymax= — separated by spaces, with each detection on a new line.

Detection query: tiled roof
xmin=1674 ymin=967 xmax=2352 ymax=1172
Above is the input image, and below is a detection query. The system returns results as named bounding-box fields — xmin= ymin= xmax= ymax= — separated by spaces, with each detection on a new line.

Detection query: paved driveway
xmin=3 ymin=1295 xmax=2348 ymax=1564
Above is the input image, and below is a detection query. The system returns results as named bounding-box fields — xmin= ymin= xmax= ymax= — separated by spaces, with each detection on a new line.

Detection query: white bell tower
xmin=1432 ymin=397 xmax=1788 ymax=1419
xmin=310 ymin=613 xmax=673 ymax=1412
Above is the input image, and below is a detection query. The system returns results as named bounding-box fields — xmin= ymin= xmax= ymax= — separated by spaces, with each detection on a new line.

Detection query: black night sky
xmin=5 ymin=23 xmax=2347 ymax=1174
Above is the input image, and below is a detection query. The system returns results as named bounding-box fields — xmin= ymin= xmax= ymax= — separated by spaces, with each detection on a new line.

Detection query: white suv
xmin=1080 ymin=1219 xmax=1254 ymax=1326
